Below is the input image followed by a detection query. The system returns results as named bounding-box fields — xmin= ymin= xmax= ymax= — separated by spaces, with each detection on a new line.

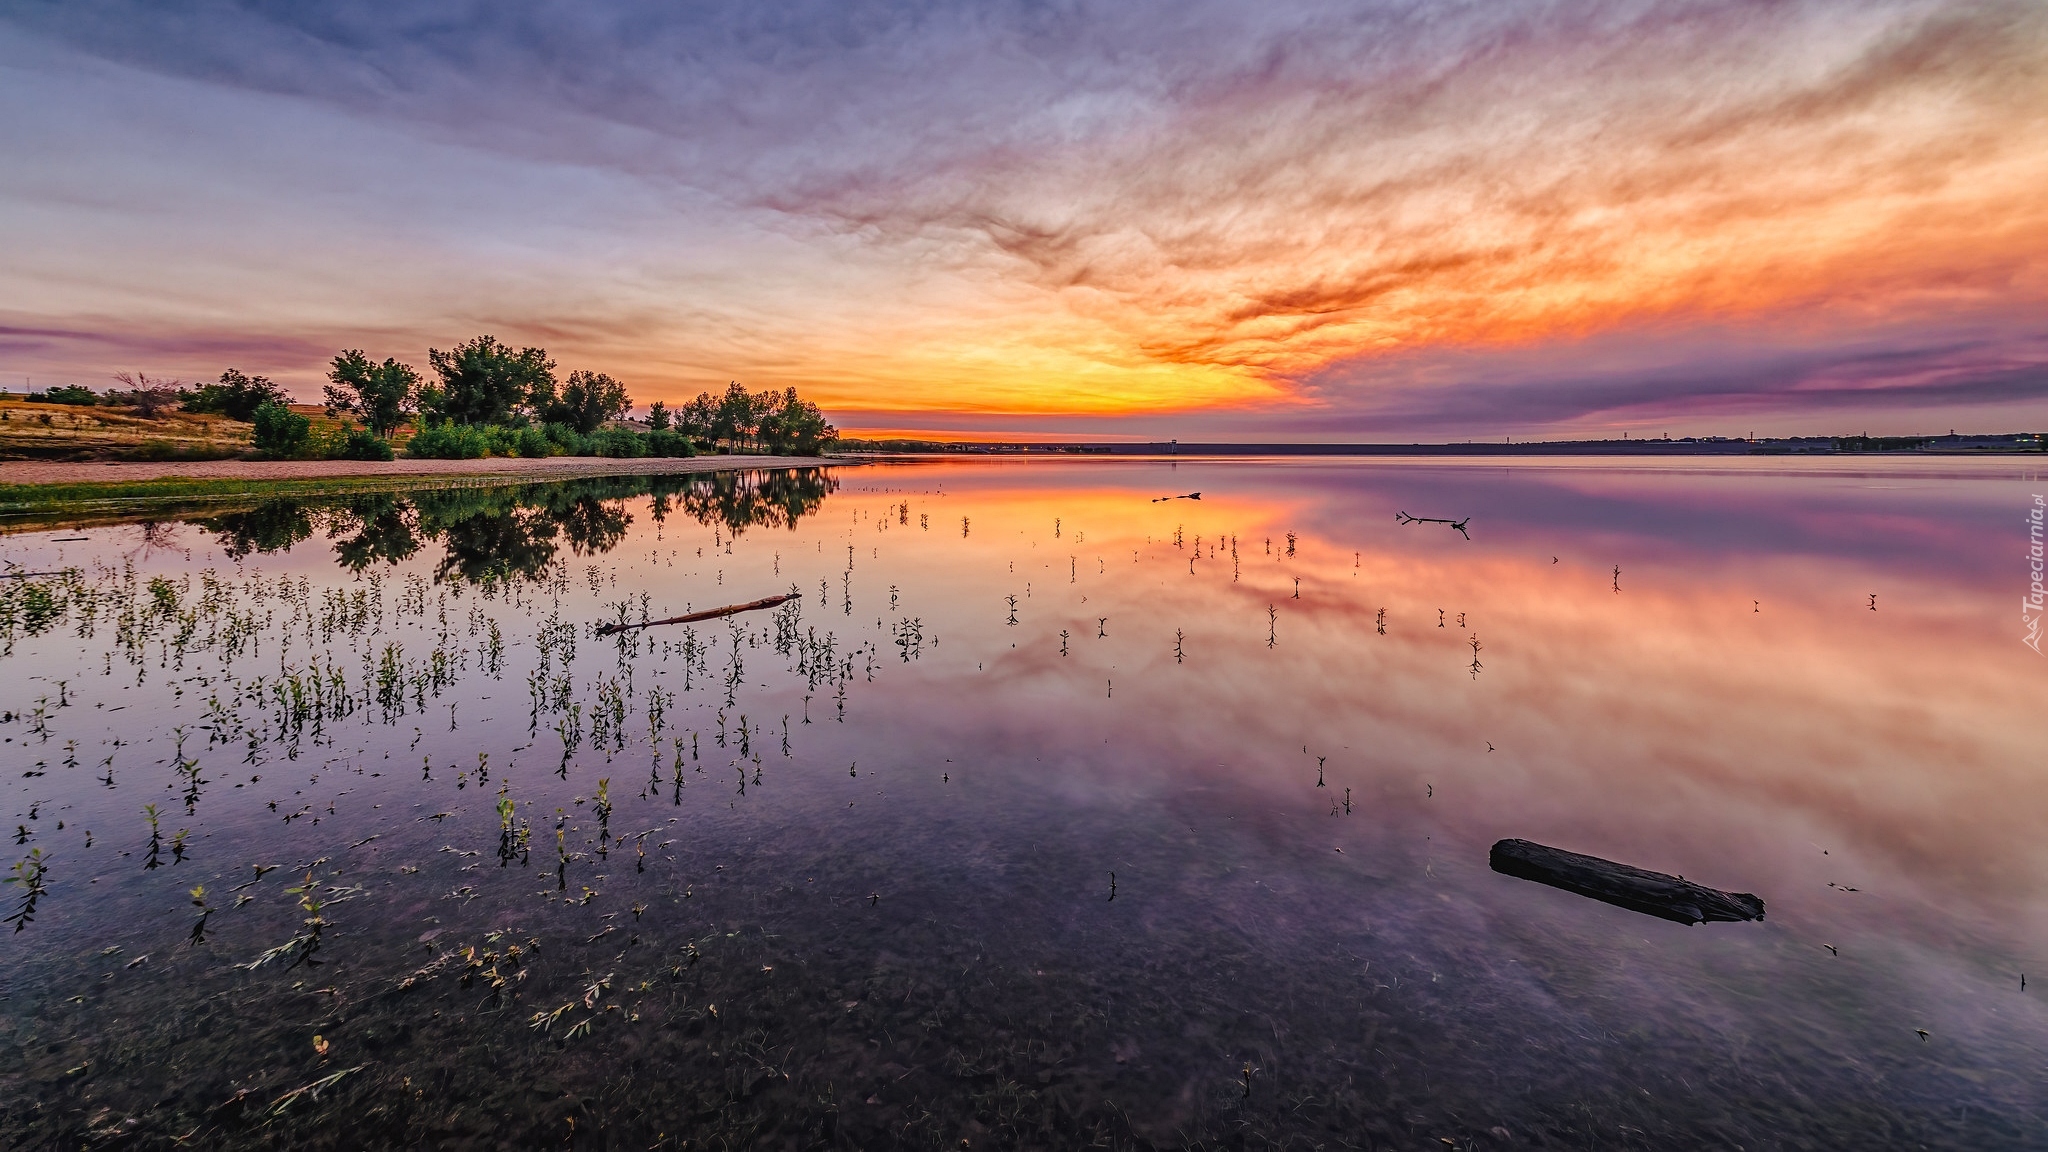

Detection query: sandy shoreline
xmin=0 ymin=453 xmax=856 ymax=487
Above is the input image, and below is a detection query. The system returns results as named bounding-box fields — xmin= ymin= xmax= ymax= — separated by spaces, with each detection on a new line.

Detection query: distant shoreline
xmin=836 ymin=433 xmax=2045 ymax=457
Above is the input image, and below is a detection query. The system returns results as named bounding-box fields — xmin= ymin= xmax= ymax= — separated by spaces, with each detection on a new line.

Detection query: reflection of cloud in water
xmin=876 ymin=458 xmax=2046 ymax=930
xmin=4 ymin=457 xmax=2043 ymax=1146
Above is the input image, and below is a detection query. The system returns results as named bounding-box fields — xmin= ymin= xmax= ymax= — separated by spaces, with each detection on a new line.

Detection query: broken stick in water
xmin=596 ymin=593 xmax=796 ymax=636
xmin=1489 ymin=838 xmax=1764 ymax=925
xmin=1395 ymin=511 xmax=1471 ymax=539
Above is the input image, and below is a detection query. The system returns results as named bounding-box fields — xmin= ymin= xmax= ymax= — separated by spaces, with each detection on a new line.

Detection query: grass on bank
xmin=0 ymin=397 xmax=254 ymax=461
xmin=0 ymin=396 xmax=702 ymax=466
xmin=0 ymin=398 xmax=396 ymax=463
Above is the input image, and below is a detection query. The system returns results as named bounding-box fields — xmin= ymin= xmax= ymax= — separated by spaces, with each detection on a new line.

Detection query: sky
xmin=2 ymin=0 xmax=2043 ymax=441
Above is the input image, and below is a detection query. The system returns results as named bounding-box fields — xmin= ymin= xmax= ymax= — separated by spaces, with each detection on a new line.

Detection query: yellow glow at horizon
xmin=599 ymin=108 xmax=2048 ymax=421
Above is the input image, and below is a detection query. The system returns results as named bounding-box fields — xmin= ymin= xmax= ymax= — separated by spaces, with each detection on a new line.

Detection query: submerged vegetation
xmin=0 ymin=462 xmax=1528 ymax=1147
xmin=0 ymin=465 xmax=910 ymax=1144
xmin=0 ymin=467 xmax=946 ymax=1146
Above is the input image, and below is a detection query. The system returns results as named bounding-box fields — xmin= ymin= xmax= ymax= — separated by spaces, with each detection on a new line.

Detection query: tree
xmin=677 ymin=392 xmax=717 ymax=443
xmin=325 ymin=350 xmax=421 ymax=436
xmin=713 ymin=381 xmax=757 ymax=452
xmin=645 ymin=401 xmax=671 ymax=432
xmin=424 ymin=336 xmax=554 ymax=426
xmin=185 ymin=369 xmax=291 ymax=422
xmin=754 ymin=388 xmax=792 ymax=453
xmin=756 ymin=387 xmax=836 ymax=455
xmin=106 ymin=372 xmax=187 ymax=418
xmin=539 ymin=370 xmax=632 ymax=434
xmin=668 ymin=383 xmax=833 ymax=454
xmin=251 ymin=400 xmax=310 ymax=457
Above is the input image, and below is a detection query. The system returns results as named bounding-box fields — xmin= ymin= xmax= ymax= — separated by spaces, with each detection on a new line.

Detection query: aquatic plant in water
xmin=4 ymin=848 xmax=50 ymax=931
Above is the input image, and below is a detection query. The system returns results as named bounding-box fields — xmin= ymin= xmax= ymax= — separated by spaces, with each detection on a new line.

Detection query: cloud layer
xmin=2 ymin=0 xmax=2043 ymax=435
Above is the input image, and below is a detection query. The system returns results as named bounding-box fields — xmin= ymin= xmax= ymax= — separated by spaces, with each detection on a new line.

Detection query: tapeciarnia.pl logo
xmin=2026 ymin=494 xmax=2044 ymax=655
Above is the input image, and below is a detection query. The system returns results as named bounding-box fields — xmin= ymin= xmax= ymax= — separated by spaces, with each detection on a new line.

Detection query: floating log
xmin=1489 ymin=838 xmax=1764 ymax=925
xmin=1395 ymin=511 xmax=1471 ymax=539
xmin=595 ymin=593 xmax=795 ymax=636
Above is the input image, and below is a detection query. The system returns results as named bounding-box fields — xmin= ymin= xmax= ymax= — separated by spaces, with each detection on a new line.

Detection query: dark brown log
xmin=1489 ymin=838 xmax=1764 ymax=925
xmin=595 ymin=593 xmax=795 ymax=636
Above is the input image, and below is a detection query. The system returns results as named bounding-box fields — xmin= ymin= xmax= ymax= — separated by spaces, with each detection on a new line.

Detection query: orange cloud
xmin=7 ymin=0 xmax=2044 ymax=433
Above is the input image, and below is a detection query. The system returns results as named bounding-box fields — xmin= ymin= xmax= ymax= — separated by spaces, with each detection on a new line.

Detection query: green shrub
xmin=402 ymin=423 xmax=454 ymax=459
xmin=411 ymin=422 xmax=483 ymax=457
xmin=590 ymin=429 xmax=646 ymax=458
xmin=406 ymin=420 xmax=572 ymax=459
xmin=512 ymin=425 xmax=555 ymax=458
xmin=542 ymin=422 xmax=589 ymax=456
xmin=644 ymin=429 xmax=695 ymax=458
xmin=400 ymin=419 xmax=689 ymax=460
xmin=405 ymin=422 xmax=499 ymax=459
xmin=335 ymin=427 xmax=395 ymax=461
xmin=31 ymin=385 xmax=98 ymax=406
xmin=251 ymin=401 xmax=311 ymax=457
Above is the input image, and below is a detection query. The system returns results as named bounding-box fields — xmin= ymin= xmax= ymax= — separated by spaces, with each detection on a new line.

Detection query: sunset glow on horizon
xmin=3 ymin=1 xmax=2044 ymax=439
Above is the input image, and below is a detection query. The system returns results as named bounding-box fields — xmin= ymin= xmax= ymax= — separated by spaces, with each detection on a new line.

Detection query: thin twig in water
xmin=268 ymin=1065 xmax=368 ymax=1116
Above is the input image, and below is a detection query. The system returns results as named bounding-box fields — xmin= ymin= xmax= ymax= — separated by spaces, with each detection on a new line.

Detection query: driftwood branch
xmin=1395 ymin=511 xmax=1470 ymax=539
xmin=1489 ymin=838 xmax=1764 ymax=925
xmin=595 ymin=593 xmax=795 ymax=637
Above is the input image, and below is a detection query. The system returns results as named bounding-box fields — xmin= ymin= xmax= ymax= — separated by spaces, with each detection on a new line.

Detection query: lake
xmin=1 ymin=456 xmax=2044 ymax=1149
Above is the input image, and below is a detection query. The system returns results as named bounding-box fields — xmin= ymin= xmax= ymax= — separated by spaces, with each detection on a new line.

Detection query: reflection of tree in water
xmin=675 ymin=468 xmax=835 ymax=537
xmin=122 ymin=520 xmax=190 ymax=564
xmin=433 ymin=507 xmax=558 ymax=584
xmin=532 ymin=485 xmax=633 ymax=557
xmin=326 ymin=495 xmax=421 ymax=571
xmin=187 ymin=469 xmax=833 ymax=581
xmin=402 ymin=487 xmax=569 ymax=585
xmin=197 ymin=502 xmax=313 ymax=561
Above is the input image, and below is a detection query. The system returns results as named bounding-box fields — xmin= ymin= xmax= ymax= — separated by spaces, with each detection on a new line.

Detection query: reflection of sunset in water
xmin=4 ymin=456 xmax=2044 ymax=1146
xmin=837 ymin=458 xmax=2047 ymax=948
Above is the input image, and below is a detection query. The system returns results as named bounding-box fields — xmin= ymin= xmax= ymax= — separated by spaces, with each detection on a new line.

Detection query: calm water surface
xmin=1 ymin=457 xmax=2044 ymax=1149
